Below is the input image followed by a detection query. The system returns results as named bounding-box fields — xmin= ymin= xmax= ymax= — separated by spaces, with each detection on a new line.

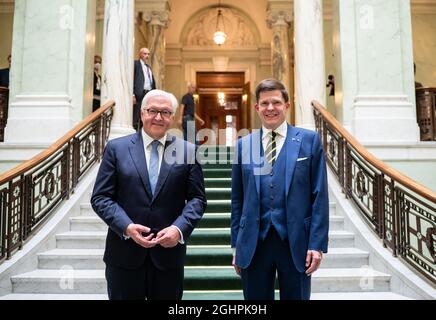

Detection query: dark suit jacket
xmin=91 ymin=133 xmax=206 ymax=270
xmin=0 ymin=68 xmax=9 ymax=88
xmin=231 ymin=124 xmax=329 ymax=273
xmin=133 ymin=60 xmax=156 ymax=99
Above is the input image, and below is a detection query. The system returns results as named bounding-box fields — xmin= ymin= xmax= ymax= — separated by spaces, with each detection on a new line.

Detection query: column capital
xmin=266 ymin=10 xmax=292 ymax=28
xmin=143 ymin=10 xmax=170 ymax=28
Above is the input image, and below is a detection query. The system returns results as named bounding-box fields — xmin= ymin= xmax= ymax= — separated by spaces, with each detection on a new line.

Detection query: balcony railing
xmin=416 ymin=87 xmax=436 ymax=141
xmin=0 ymin=101 xmax=114 ymax=262
xmin=312 ymin=101 xmax=436 ymax=284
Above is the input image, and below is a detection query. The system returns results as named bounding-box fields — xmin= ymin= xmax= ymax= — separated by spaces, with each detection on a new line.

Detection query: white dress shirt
xmin=261 ymin=120 xmax=288 ymax=159
xmin=140 ymin=60 xmax=153 ymax=91
xmin=140 ymin=130 xmax=185 ymax=244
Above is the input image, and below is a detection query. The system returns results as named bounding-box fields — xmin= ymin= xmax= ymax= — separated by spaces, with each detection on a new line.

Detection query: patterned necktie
xmin=149 ymin=140 xmax=160 ymax=195
xmin=265 ymin=131 xmax=277 ymax=165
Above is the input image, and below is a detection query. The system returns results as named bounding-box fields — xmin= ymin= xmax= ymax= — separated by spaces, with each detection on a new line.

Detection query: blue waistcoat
xmin=259 ymin=140 xmax=288 ymax=241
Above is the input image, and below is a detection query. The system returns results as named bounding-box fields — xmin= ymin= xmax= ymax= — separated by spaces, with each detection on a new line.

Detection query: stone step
xmin=197 ymin=213 xmax=231 ymax=228
xmin=11 ymin=270 xmax=107 ymax=294
xmin=56 ymin=232 xmax=107 ymax=249
xmin=55 ymin=230 xmax=354 ymax=249
xmin=70 ymin=216 xmax=107 ymax=232
xmin=190 ymin=228 xmax=354 ymax=247
xmin=38 ymin=249 xmax=104 ymax=269
xmin=181 ymin=291 xmax=412 ymax=300
xmin=205 ymin=188 xmax=231 ymax=200
xmin=59 ymin=224 xmax=354 ymax=248
xmin=0 ymin=291 xmax=411 ymax=300
xmin=186 ymin=246 xmax=368 ymax=268
xmin=37 ymin=245 xmax=367 ymax=270
xmin=183 ymin=266 xmax=391 ymax=292
xmin=70 ymin=212 xmax=342 ymax=231
xmin=80 ymin=200 xmax=337 ymax=216
xmin=80 ymin=204 xmax=97 ymax=216
xmin=205 ymin=200 xmax=231 ymax=213
xmin=201 ymin=163 xmax=232 ymax=170
xmin=202 ymin=168 xmax=232 ymax=179
xmin=204 ymin=178 xmax=231 ymax=188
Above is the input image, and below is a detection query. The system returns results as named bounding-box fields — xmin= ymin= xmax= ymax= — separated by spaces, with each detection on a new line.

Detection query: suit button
xmin=270 ymin=184 xmax=274 ymax=188
xmin=270 ymin=195 xmax=274 ymax=200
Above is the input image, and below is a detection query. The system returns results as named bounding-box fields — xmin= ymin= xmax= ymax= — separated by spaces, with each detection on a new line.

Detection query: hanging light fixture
xmin=213 ymin=1 xmax=227 ymax=45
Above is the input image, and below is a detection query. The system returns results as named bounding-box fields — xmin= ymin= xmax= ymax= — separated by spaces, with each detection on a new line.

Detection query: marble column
xmin=332 ymin=0 xmax=419 ymax=144
xmin=267 ymin=10 xmax=292 ymax=95
xmin=4 ymin=0 xmax=97 ymax=144
xmin=101 ymin=0 xmax=135 ymax=138
xmin=294 ymin=0 xmax=326 ymax=129
xmin=144 ymin=10 xmax=170 ymax=89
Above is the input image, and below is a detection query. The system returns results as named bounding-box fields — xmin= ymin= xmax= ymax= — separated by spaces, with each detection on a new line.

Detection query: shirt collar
xmin=262 ymin=121 xmax=288 ymax=140
xmin=141 ymin=129 xmax=167 ymax=148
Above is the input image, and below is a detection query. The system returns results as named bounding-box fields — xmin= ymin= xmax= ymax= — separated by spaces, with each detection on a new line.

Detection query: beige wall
xmin=0 ymin=13 xmax=14 ymax=69
xmin=95 ymin=19 xmax=103 ymax=57
xmin=412 ymin=14 xmax=436 ymax=87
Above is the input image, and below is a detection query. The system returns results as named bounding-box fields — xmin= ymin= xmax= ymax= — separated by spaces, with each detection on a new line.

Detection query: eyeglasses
xmin=145 ymin=108 xmax=173 ymax=119
xmin=259 ymin=100 xmax=285 ymax=108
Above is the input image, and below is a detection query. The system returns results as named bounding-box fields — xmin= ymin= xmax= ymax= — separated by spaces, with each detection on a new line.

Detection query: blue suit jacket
xmin=231 ymin=124 xmax=329 ymax=272
xmin=91 ymin=132 xmax=206 ymax=270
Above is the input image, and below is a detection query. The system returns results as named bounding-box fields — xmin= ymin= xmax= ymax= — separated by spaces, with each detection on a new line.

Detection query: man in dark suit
xmin=92 ymin=55 xmax=102 ymax=112
xmin=0 ymin=54 xmax=11 ymax=88
xmin=231 ymin=78 xmax=329 ymax=300
xmin=91 ymin=89 xmax=206 ymax=300
xmin=133 ymin=48 xmax=156 ymax=130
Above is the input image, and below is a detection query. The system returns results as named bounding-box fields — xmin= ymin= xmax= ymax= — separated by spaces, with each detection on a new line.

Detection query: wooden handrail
xmin=312 ymin=100 xmax=436 ymax=203
xmin=0 ymin=101 xmax=115 ymax=185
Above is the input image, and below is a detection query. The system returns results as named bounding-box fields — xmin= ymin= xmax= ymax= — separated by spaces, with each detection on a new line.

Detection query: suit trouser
xmin=105 ymin=256 xmax=184 ymax=300
xmin=240 ymin=228 xmax=311 ymax=300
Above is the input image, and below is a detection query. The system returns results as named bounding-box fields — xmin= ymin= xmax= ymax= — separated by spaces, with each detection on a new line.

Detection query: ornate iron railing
xmin=312 ymin=101 xmax=436 ymax=284
xmin=0 ymin=86 xmax=9 ymax=142
xmin=0 ymin=101 xmax=114 ymax=262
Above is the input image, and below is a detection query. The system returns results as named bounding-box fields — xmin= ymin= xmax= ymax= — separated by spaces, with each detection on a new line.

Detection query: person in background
xmin=178 ymin=83 xmax=205 ymax=144
xmin=93 ymin=55 xmax=102 ymax=112
xmin=133 ymin=48 xmax=156 ymax=130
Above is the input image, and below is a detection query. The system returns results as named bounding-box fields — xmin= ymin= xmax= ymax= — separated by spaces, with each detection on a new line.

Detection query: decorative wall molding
xmin=182 ymin=6 xmax=259 ymax=48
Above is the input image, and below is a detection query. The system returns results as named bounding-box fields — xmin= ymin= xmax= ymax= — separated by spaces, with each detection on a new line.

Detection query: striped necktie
xmin=149 ymin=140 xmax=160 ymax=195
xmin=265 ymin=131 xmax=277 ymax=165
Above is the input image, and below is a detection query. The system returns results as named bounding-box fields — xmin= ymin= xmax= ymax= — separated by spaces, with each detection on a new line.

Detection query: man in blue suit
xmin=91 ymin=89 xmax=206 ymax=300
xmin=231 ymin=79 xmax=329 ymax=300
